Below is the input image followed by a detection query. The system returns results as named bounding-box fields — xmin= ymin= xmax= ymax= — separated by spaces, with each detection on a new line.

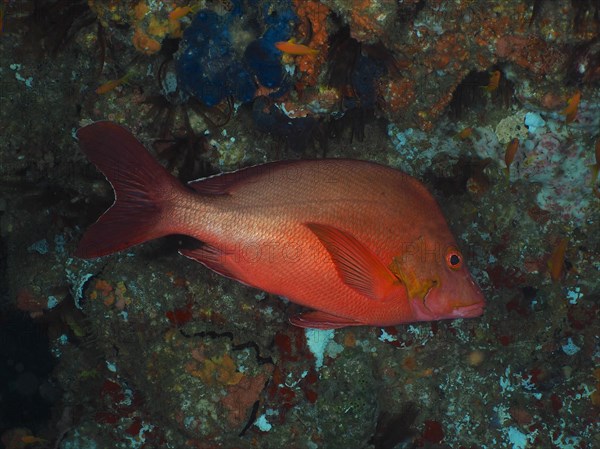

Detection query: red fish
xmin=503 ymin=137 xmax=520 ymax=180
xmin=95 ymin=70 xmax=135 ymax=95
xmin=275 ymin=39 xmax=318 ymax=56
xmin=562 ymin=90 xmax=581 ymax=124
xmin=75 ymin=122 xmax=485 ymax=329
xmin=485 ymin=70 xmax=501 ymax=92
xmin=168 ymin=6 xmax=192 ymax=21
xmin=547 ymin=238 xmax=568 ymax=282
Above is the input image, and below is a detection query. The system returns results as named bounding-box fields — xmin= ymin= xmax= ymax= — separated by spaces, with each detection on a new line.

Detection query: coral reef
xmin=0 ymin=0 xmax=598 ymax=448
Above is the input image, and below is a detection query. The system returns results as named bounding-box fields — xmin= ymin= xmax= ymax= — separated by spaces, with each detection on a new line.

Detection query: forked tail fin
xmin=75 ymin=121 xmax=183 ymax=258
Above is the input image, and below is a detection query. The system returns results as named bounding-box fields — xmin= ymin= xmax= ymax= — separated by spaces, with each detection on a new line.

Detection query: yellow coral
xmin=291 ymin=0 xmax=330 ymax=86
xmin=132 ymin=28 xmax=161 ymax=55
xmin=147 ymin=16 xmax=168 ymax=39
xmin=188 ymin=353 xmax=244 ymax=386
xmin=133 ymin=2 xmax=149 ymax=20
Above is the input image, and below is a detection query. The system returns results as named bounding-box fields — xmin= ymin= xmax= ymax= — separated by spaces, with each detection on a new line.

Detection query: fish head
xmin=391 ymin=238 xmax=485 ymax=322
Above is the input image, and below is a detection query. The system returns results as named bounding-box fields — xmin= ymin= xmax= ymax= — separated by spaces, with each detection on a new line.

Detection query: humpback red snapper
xmin=75 ymin=121 xmax=485 ymax=329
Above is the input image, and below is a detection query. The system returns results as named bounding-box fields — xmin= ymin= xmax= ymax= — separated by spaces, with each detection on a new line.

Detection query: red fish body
xmin=76 ymin=122 xmax=485 ymax=329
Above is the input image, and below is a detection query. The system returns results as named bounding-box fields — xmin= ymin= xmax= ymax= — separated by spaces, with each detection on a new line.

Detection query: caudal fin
xmin=75 ymin=121 xmax=183 ymax=259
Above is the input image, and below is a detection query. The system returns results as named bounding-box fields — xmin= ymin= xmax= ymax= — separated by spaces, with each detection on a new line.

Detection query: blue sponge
xmin=176 ymin=2 xmax=297 ymax=106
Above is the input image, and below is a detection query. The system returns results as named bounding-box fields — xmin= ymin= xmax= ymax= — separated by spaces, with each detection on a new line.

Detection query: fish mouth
xmin=452 ymin=302 xmax=485 ymax=318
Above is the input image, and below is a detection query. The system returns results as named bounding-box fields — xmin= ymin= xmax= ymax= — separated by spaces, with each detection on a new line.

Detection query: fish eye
xmin=446 ymin=250 xmax=463 ymax=270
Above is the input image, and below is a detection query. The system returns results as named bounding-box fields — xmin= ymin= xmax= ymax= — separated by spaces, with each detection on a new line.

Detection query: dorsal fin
xmin=188 ymin=160 xmax=304 ymax=195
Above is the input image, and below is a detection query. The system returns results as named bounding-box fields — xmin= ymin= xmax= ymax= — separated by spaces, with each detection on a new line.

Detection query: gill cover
xmin=389 ymin=236 xmax=440 ymax=304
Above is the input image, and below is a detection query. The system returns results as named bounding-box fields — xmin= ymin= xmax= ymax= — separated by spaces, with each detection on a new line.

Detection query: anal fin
xmin=289 ymin=311 xmax=363 ymax=329
xmin=179 ymin=244 xmax=237 ymax=280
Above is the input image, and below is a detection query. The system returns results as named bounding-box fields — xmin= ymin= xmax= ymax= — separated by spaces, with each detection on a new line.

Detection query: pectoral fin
xmin=306 ymin=223 xmax=404 ymax=301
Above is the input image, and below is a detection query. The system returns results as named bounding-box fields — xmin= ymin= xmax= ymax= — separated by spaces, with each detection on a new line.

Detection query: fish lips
xmin=413 ymin=299 xmax=484 ymax=321
xmin=451 ymin=302 xmax=485 ymax=318
xmin=448 ymin=282 xmax=486 ymax=319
